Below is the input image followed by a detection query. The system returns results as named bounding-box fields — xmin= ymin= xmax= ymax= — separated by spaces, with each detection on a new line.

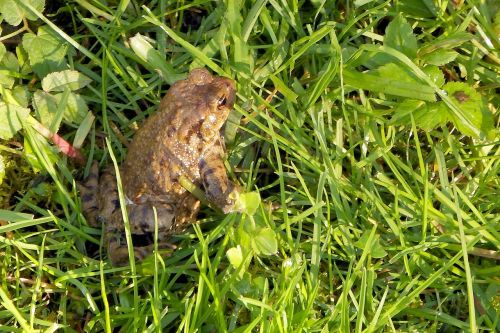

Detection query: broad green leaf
xmin=54 ymin=92 xmax=88 ymax=124
xmin=238 ymin=219 xmax=253 ymax=250
xmin=390 ymin=98 xmax=449 ymax=131
xmin=371 ymin=243 xmax=387 ymax=259
xmin=444 ymin=82 xmax=494 ymax=138
xmin=32 ymin=90 xmax=58 ymax=129
xmin=421 ymin=49 xmax=458 ymax=66
xmin=398 ymin=0 xmax=437 ymax=18
xmin=374 ymin=63 xmax=415 ymax=83
xmin=0 ymin=0 xmax=45 ymax=26
xmin=389 ymin=99 xmax=425 ymax=125
xmin=16 ymin=44 xmax=32 ymax=75
xmin=22 ymin=26 xmax=68 ymax=78
xmin=2 ymin=51 xmax=19 ymax=72
xmin=384 ymin=14 xmax=418 ymax=59
xmin=11 ymin=85 xmax=30 ymax=108
xmin=0 ymin=102 xmax=30 ymax=139
xmin=344 ymin=64 xmax=436 ymax=101
xmin=413 ymin=102 xmax=449 ymax=130
xmin=233 ymin=191 xmax=261 ymax=216
xmin=226 ymin=246 xmax=243 ymax=268
xmin=42 ymin=70 xmax=92 ymax=92
xmin=422 ymin=65 xmax=445 ymax=88
xmin=252 ymin=227 xmax=278 ymax=255
xmin=354 ymin=231 xmax=387 ymax=258
xmin=0 ymin=51 xmax=20 ymax=89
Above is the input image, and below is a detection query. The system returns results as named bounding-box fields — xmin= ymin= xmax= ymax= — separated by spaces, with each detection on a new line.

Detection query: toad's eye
xmin=217 ymin=96 xmax=227 ymax=108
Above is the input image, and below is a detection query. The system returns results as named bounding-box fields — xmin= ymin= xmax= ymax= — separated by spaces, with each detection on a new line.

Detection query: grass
xmin=0 ymin=0 xmax=499 ymax=332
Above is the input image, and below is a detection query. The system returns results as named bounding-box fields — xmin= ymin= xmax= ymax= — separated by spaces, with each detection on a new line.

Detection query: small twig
xmin=22 ymin=17 xmax=34 ymax=34
xmin=0 ymin=26 xmax=28 ymax=43
xmin=29 ymin=117 xmax=85 ymax=164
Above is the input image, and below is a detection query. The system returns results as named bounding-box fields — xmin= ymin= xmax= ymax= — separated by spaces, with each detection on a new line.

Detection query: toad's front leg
xmin=199 ymin=149 xmax=238 ymax=213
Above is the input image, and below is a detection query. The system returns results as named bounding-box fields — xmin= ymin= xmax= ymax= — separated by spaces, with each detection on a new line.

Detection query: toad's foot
xmin=105 ymin=202 xmax=177 ymax=265
xmin=78 ymin=161 xmax=100 ymax=227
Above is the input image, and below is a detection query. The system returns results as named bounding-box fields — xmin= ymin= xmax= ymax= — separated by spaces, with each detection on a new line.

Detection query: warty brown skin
xmin=79 ymin=68 xmax=238 ymax=265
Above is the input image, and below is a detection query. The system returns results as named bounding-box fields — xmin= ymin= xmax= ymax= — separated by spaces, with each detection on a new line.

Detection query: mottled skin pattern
xmin=79 ymin=69 xmax=238 ymax=265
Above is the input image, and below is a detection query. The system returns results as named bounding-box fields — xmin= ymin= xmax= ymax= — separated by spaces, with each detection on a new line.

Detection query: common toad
xmin=79 ymin=68 xmax=238 ymax=265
